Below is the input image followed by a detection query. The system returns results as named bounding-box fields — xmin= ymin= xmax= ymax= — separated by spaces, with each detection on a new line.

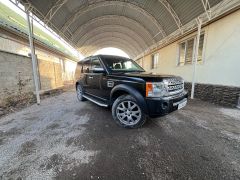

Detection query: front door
xmin=87 ymin=58 xmax=106 ymax=99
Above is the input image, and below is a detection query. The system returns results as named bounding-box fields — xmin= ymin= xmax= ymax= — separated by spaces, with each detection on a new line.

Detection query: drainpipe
xmin=26 ymin=10 xmax=40 ymax=104
xmin=191 ymin=18 xmax=202 ymax=99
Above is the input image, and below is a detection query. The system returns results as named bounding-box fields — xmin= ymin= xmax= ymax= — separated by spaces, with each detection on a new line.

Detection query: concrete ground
xmin=0 ymin=90 xmax=240 ymax=180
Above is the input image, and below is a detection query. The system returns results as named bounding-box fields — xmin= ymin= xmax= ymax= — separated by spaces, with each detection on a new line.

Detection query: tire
xmin=76 ymin=84 xmax=86 ymax=101
xmin=112 ymin=95 xmax=146 ymax=128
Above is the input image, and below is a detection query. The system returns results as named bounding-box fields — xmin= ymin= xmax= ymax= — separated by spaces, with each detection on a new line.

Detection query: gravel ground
xmin=0 ymin=90 xmax=240 ymax=180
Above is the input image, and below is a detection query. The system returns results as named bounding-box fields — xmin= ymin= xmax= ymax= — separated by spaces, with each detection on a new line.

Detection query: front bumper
xmin=145 ymin=90 xmax=188 ymax=117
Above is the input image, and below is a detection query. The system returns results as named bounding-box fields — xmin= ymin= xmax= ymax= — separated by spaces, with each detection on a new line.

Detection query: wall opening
xmin=93 ymin=47 xmax=130 ymax=58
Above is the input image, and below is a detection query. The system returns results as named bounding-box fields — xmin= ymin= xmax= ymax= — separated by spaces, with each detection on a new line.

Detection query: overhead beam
xmin=201 ymin=0 xmax=212 ymax=20
xmin=44 ymin=0 xmax=69 ymax=25
xmin=135 ymin=0 xmax=240 ymax=60
xmin=61 ymin=1 xmax=166 ymax=38
xmin=18 ymin=0 xmax=76 ymax=49
xmin=157 ymin=0 xmax=183 ymax=32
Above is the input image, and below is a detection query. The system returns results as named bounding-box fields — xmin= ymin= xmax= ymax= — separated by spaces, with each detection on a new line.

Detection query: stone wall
xmin=185 ymin=82 xmax=240 ymax=108
xmin=38 ymin=59 xmax=63 ymax=91
xmin=0 ymin=50 xmax=77 ymax=106
xmin=0 ymin=51 xmax=34 ymax=102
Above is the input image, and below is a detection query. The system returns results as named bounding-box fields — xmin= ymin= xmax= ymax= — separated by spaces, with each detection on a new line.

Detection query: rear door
xmin=79 ymin=59 xmax=92 ymax=94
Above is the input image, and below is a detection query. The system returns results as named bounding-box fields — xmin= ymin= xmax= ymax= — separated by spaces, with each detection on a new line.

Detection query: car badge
xmin=107 ymin=81 xmax=114 ymax=87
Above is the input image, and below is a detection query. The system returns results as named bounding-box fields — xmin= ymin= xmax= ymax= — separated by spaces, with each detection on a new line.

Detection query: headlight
xmin=146 ymin=82 xmax=168 ymax=97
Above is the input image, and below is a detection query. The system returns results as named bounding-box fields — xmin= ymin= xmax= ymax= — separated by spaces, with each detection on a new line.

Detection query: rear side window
xmin=80 ymin=60 xmax=91 ymax=73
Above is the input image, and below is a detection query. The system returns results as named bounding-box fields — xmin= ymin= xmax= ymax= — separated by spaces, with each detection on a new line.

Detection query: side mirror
xmin=92 ymin=67 xmax=106 ymax=73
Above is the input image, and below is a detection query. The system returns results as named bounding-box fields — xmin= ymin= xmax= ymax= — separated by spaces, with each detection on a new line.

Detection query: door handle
xmin=89 ymin=76 xmax=93 ymax=79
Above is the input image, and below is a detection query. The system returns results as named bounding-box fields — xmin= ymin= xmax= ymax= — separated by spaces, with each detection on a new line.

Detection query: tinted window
xmin=91 ymin=58 xmax=104 ymax=73
xmin=102 ymin=56 xmax=145 ymax=72
xmin=80 ymin=60 xmax=91 ymax=73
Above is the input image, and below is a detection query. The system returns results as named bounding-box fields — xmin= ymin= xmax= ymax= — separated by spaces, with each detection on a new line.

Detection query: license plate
xmin=178 ymin=99 xmax=187 ymax=110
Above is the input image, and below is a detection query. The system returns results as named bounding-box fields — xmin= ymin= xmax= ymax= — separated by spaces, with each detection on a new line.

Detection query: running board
xmin=82 ymin=95 xmax=108 ymax=107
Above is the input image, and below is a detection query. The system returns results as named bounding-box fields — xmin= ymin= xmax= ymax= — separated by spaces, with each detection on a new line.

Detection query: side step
xmin=82 ymin=94 xmax=108 ymax=107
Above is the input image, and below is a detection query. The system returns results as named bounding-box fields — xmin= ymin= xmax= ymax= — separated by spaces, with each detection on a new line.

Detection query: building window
xmin=178 ymin=33 xmax=205 ymax=66
xmin=151 ymin=53 xmax=159 ymax=69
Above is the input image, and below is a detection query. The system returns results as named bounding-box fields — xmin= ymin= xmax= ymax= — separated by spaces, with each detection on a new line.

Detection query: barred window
xmin=151 ymin=53 xmax=159 ymax=69
xmin=178 ymin=34 xmax=204 ymax=66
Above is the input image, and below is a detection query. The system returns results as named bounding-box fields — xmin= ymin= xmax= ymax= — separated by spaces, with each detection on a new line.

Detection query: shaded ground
xmin=0 ymin=90 xmax=240 ymax=180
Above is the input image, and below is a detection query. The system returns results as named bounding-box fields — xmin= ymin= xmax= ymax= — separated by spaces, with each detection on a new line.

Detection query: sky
xmin=0 ymin=0 xmax=130 ymax=59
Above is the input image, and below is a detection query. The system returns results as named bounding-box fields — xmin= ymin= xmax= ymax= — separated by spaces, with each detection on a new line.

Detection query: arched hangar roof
xmin=20 ymin=0 xmax=223 ymax=58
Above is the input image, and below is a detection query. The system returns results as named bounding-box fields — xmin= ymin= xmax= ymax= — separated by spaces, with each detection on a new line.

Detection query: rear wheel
xmin=76 ymin=84 xmax=86 ymax=101
xmin=112 ymin=95 xmax=146 ymax=128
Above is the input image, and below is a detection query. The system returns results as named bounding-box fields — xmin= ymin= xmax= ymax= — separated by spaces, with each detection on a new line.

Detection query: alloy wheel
xmin=116 ymin=100 xmax=142 ymax=126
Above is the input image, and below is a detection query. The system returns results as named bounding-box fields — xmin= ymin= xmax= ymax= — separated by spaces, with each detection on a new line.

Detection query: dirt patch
xmin=0 ymin=87 xmax=74 ymax=119
xmin=4 ymin=127 xmax=22 ymax=136
xmin=65 ymin=134 xmax=83 ymax=147
xmin=219 ymin=108 xmax=240 ymax=120
xmin=18 ymin=140 xmax=37 ymax=157
xmin=24 ymin=116 xmax=38 ymax=121
xmin=43 ymin=154 xmax=64 ymax=170
xmin=46 ymin=123 xmax=60 ymax=130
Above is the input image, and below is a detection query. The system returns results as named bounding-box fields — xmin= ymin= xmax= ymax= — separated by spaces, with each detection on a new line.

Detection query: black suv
xmin=75 ymin=55 xmax=188 ymax=128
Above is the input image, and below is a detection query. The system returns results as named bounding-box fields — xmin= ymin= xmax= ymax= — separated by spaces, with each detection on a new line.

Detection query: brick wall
xmin=185 ymin=82 xmax=240 ymax=108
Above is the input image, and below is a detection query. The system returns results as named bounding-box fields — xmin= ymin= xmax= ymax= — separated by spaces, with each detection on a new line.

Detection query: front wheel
xmin=76 ymin=84 xmax=86 ymax=101
xmin=112 ymin=95 xmax=146 ymax=128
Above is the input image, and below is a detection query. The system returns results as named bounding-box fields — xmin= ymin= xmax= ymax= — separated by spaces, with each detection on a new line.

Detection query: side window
xmin=81 ymin=60 xmax=91 ymax=73
xmin=91 ymin=58 xmax=104 ymax=73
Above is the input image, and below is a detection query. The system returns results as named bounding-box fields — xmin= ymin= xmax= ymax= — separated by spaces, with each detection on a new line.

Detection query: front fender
xmin=110 ymin=84 xmax=148 ymax=114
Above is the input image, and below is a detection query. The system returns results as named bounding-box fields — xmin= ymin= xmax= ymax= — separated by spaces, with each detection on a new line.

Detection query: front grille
xmin=166 ymin=78 xmax=184 ymax=93
xmin=168 ymin=84 xmax=184 ymax=91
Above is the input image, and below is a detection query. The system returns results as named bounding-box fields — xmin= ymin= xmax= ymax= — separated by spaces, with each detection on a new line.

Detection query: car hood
xmin=123 ymin=72 xmax=182 ymax=82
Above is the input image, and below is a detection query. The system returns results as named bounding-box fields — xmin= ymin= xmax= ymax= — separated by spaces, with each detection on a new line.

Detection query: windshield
xmin=101 ymin=56 xmax=145 ymax=72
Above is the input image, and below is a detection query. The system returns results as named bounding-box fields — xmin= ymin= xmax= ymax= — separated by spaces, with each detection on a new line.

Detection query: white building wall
xmin=143 ymin=10 xmax=240 ymax=87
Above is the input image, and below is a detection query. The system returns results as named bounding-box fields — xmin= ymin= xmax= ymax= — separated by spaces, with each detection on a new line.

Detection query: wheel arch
xmin=110 ymin=84 xmax=148 ymax=114
xmin=75 ymin=82 xmax=79 ymax=90
xmin=76 ymin=80 xmax=84 ymax=89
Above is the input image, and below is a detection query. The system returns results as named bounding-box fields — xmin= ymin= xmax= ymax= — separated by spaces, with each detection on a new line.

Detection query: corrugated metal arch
xmin=71 ymin=15 xmax=156 ymax=46
xmin=80 ymin=37 xmax=141 ymax=56
xmin=20 ymin=0 xmax=225 ymax=58
xmin=78 ymin=32 xmax=144 ymax=53
xmin=76 ymin=25 xmax=148 ymax=50
xmin=83 ymin=43 xmax=137 ymax=58
xmin=60 ymin=1 xmax=166 ymax=39
xmin=80 ymin=37 xmax=140 ymax=57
